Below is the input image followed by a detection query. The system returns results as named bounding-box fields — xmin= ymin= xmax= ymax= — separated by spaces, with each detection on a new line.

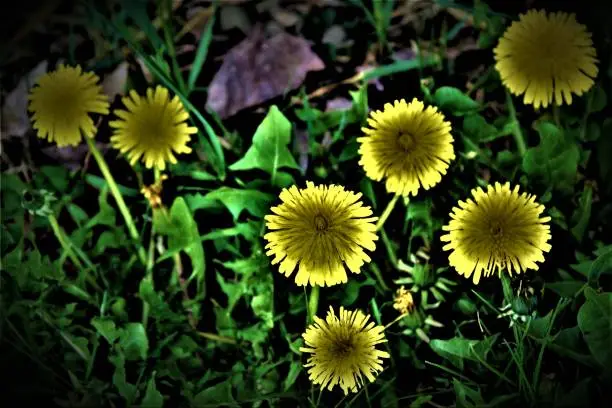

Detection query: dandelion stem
xmin=369 ymin=263 xmax=390 ymax=292
xmin=505 ymin=90 xmax=527 ymax=156
xmin=376 ymin=193 xmax=400 ymax=231
xmin=308 ymin=286 xmax=320 ymax=323
xmin=196 ymin=331 xmax=237 ymax=345
xmin=48 ymin=214 xmax=102 ymax=292
xmin=384 ymin=312 xmax=408 ymax=330
xmin=48 ymin=213 xmax=83 ymax=270
xmin=85 ymin=137 xmax=147 ymax=265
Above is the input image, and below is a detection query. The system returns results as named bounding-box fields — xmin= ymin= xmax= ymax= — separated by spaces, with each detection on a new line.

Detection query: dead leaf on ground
xmin=219 ymin=5 xmax=252 ymax=35
xmin=1 ymin=60 xmax=48 ymax=140
xmin=325 ymin=97 xmax=352 ymax=112
xmin=178 ymin=6 xmax=214 ymax=41
xmin=206 ymin=25 xmax=325 ymax=119
xmin=269 ymin=7 xmax=302 ymax=27
xmin=322 ymin=25 xmax=353 ymax=48
xmin=102 ymin=61 xmax=129 ymax=101
xmin=41 ymin=143 xmax=109 ymax=171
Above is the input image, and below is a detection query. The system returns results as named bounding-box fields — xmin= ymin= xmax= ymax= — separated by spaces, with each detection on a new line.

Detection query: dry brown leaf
xmin=102 ymin=61 xmax=129 ymax=101
xmin=177 ymin=6 xmax=214 ymax=41
xmin=269 ymin=7 xmax=301 ymax=27
xmin=206 ymin=26 xmax=325 ymax=118
xmin=220 ymin=5 xmax=252 ymax=34
xmin=41 ymin=143 xmax=108 ymax=171
xmin=325 ymin=97 xmax=352 ymax=112
xmin=1 ymin=60 xmax=48 ymax=140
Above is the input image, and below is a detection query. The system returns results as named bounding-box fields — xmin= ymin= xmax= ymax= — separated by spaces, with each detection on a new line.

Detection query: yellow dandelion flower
xmin=264 ymin=182 xmax=378 ymax=287
xmin=393 ymin=286 xmax=415 ymax=315
xmin=357 ymin=98 xmax=455 ymax=197
xmin=440 ymin=182 xmax=552 ymax=285
xmin=494 ymin=9 xmax=598 ymax=109
xmin=28 ymin=65 xmax=109 ymax=147
xmin=109 ymin=86 xmax=197 ymax=170
xmin=300 ymin=306 xmax=390 ymax=395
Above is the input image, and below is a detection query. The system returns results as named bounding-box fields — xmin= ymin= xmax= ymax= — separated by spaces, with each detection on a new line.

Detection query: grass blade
xmin=188 ymin=6 xmax=217 ymax=94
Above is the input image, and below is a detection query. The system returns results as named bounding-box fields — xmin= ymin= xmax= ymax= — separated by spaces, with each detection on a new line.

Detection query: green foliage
xmin=522 ymin=121 xmax=580 ymax=195
xmin=2 ymin=2 xmax=612 ymax=407
xmin=433 ymin=86 xmax=480 ymax=116
xmin=229 ymin=105 xmax=300 ymax=185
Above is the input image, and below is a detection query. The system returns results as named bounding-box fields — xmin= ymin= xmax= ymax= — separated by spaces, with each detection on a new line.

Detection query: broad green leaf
xmin=92 ymin=317 xmax=120 ymax=344
xmin=429 ymin=335 xmax=498 ymax=370
xmin=155 ymin=197 xmax=206 ymax=295
xmin=193 ymin=381 xmax=235 ymax=405
xmin=522 ymin=121 xmax=580 ymax=195
xmin=139 ymin=374 xmax=164 ymax=408
xmin=229 ymin=105 xmax=299 ymax=183
xmin=587 ymin=246 xmax=612 ymax=283
xmin=545 ymin=281 xmax=584 ymax=298
xmin=119 ymin=323 xmax=149 ymax=361
xmin=433 ymin=86 xmax=479 ymax=116
xmin=577 ymin=290 xmax=612 ymax=369
xmin=186 ymin=187 xmax=274 ymax=221
xmin=570 ymin=185 xmax=593 ymax=242
xmin=462 ymin=113 xmax=500 ymax=143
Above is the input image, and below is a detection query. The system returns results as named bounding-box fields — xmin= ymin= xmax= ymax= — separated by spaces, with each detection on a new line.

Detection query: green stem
xmin=369 ymin=262 xmax=390 ymax=292
xmin=48 ymin=214 xmax=102 ymax=292
xmin=376 ymin=193 xmax=400 ymax=231
xmin=533 ymin=297 xmax=570 ymax=399
xmin=500 ymin=272 xmax=535 ymax=400
xmin=505 ymin=90 xmax=527 ymax=156
xmin=48 ymin=214 xmax=83 ymax=270
xmin=308 ymin=286 xmax=320 ymax=323
xmin=380 ymin=229 xmax=398 ymax=268
xmin=85 ymin=137 xmax=147 ymax=265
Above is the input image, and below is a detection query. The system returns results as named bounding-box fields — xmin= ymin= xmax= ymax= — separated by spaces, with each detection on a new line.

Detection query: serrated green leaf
xmin=110 ymin=352 xmax=138 ymax=403
xmin=186 ymin=187 xmax=273 ymax=222
xmin=155 ymin=197 xmax=206 ymax=295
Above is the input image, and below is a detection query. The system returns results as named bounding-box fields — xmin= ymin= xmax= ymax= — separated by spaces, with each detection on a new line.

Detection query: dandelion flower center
xmin=358 ymin=98 xmax=455 ymax=197
xmin=300 ymin=307 xmax=390 ymax=395
xmin=314 ymin=214 xmax=330 ymax=231
xmin=441 ymin=182 xmax=552 ymax=284
xmin=398 ymin=131 xmax=416 ymax=151
xmin=264 ymin=182 xmax=378 ymax=287
xmin=494 ymin=10 xmax=598 ymax=108
xmin=331 ymin=338 xmax=354 ymax=357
